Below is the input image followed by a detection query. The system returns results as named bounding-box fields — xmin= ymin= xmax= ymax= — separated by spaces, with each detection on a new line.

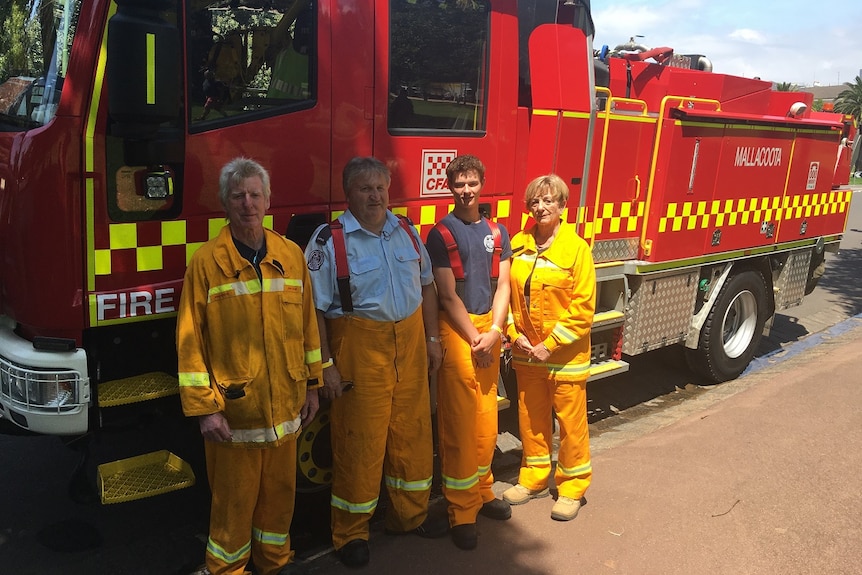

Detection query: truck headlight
xmin=0 ymin=362 xmax=80 ymax=411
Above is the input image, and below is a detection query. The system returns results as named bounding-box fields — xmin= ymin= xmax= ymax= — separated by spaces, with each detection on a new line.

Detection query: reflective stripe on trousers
xmin=327 ymin=308 xmax=433 ymax=549
xmin=204 ymin=439 xmax=297 ymax=575
xmin=436 ymin=309 xmax=500 ymax=527
xmin=514 ymin=366 xmax=592 ymax=500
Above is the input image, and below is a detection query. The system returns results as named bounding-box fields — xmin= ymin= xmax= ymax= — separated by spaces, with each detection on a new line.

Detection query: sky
xmin=592 ymin=0 xmax=862 ymax=87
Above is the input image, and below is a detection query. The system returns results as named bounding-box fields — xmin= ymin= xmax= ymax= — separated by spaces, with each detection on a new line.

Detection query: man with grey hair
xmin=178 ymin=157 xmax=322 ymax=575
xmin=305 ymin=156 xmax=446 ymax=568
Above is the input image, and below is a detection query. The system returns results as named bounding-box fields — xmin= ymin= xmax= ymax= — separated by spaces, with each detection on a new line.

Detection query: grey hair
xmin=342 ymin=157 xmax=391 ymax=194
xmin=218 ymin=157 xmax=271 ymax=207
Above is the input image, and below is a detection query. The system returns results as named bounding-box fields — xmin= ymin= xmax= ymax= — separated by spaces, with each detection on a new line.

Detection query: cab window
xmin=388 ymin=0 xmax=489 ymax=133
xmin=188 ymin=0 xmax=316 ymax=130
xmin=0 ymin=0 xmax=81 ymax=130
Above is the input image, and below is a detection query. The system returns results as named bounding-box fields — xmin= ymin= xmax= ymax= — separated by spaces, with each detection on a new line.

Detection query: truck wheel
xmin=804 ymin=251 xmax=826 ymax=295
xmin=295 ymin=404 xmax=332 ymax=493
xmin=686 ymin=270 xmax=768 ymax=383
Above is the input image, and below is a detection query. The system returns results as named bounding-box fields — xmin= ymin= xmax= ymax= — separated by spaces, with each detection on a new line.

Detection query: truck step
xmin=97 ymin=450 xmax=195 ymax=504
xmin=592 ymin=309 xmax=626 ymax=331
xmin=98 ymin=372 xmax=179 ymax=407
xmin=588 ymin=358 xmax=630 ymax=382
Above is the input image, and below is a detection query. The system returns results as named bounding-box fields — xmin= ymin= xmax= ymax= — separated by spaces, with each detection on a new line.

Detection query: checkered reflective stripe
xmin=658 ymin=191 xmax=851 ymax=233
xmin=387 ymin=199 xmax=512 ymax=240
xmin=518 ymin=202 xmax=644 ymax=242
xmin=94 ymin=216 xmax=273 ymax=276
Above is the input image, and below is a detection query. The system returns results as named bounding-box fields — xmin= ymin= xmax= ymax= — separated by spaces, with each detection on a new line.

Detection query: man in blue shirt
xmin=304 ymin=157 xmax=445 ymax=568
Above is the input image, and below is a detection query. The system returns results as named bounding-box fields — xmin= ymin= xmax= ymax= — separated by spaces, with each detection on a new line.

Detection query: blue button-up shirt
xmin=305 ymin=210 xmax=433 ymax=321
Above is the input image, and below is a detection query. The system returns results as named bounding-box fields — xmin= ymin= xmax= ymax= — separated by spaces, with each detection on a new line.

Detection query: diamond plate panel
xmin=773 ymin=250 xmax=811 ymax=310
xmin=592 ymin=238 xmax=640 ymax=263
xmin=623 ymin=271 xmax=699 ymax=356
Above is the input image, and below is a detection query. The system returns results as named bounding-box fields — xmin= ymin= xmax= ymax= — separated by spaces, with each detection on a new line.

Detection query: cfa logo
xmin=426 ymin=177 xmax=449 ymax=192
xmin=421 ymin=149 xmax=456 ymax=196
xmin=96 ymin=287 xmax=176 ymax=321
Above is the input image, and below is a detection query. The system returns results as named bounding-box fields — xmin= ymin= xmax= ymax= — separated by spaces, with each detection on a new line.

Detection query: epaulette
xmin=315 ymin=226 xmax=332 ymax=244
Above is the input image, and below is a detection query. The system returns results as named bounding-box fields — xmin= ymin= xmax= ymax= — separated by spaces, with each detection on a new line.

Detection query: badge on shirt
xmin=307 ymin=250 xmax=324 ymax=271
xmin=484 ymin=234 xmax=495 ymax=253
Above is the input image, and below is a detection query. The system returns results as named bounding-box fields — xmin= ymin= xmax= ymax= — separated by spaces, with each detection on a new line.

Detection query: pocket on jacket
xmin=540 ymin=271 xmax=574 ymax=321
xmin=541 ymin=270 xmax=574 ymax=291
xmin=282 ymin=288 xmax=305 ymax=341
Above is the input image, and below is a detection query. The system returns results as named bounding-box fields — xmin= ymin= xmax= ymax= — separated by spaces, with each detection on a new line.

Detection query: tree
xmin=775 ymin=82 xmax=798 ymax=92
xmin=0 ymin=2 xmax=30 ymax=80
xmin=834 ymin=76 xmax=862 ymax=124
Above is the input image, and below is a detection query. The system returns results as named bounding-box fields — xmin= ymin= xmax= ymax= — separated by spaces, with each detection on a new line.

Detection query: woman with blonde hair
xmin=503 ymin=174 xmax=596 ymax=521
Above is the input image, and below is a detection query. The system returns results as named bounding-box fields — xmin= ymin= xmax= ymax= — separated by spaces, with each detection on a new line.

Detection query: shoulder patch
xmin=307 ymin=250 xmax=324 ymax=271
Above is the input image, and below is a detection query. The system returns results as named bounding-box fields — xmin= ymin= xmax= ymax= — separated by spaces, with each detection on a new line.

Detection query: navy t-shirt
xmin=426 ymin=213 xmax=512 ymax=315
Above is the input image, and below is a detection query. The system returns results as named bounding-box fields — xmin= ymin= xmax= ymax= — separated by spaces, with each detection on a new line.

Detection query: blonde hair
xmin=524 ymin=174 xmax=568 ymax=207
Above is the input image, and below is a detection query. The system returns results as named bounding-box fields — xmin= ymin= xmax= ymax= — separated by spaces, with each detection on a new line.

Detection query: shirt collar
xmin=341 ymin=209 xmax=399 ymax=235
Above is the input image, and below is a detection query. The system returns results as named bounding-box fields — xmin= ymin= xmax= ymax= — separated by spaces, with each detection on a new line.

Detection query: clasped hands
xmin=514 ymin=334 xmax=550 ymax=363
xmin=471 ymin=329 xmax=501 ymax=369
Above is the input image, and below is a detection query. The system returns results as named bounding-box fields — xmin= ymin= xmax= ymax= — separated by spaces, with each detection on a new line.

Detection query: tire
xmin=804 ymin=251 xmax=826 ymax=296
xmin=295 ymin=404 xmax=333 ymax=493
xmin=686 ymin=270 xmax=768 ymax=383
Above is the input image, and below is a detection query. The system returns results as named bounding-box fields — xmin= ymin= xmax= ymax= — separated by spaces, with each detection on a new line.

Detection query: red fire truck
xmin=0 ymin=0 xmax=855 ymax=504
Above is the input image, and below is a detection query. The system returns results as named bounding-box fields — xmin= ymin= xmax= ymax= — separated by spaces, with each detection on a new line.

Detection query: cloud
xmin=592 ymin=5 xmax=665 ymax=48
xmin=728 ymin=29 xmax=767 ymax=45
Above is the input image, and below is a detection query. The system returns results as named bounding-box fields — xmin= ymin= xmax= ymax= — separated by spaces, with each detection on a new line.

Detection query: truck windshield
xmin=0 ymin=0 xmax=81 ymax=131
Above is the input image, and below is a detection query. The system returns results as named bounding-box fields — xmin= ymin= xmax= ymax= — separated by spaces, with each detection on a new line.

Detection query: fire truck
xmin=0 ymin=0 xmax=855 ymax=506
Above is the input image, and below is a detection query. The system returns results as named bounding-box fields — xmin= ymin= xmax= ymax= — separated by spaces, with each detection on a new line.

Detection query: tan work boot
xmin=502 ymin=483 xmax=550 ymax=505
xmin=550 ymin=496 xmax=581 ymax=521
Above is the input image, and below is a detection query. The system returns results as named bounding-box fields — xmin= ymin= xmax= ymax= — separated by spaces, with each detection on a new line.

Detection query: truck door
xmin=99 ymin=0 xmax=331 ymax=335
xmin=104 ymin=0 xmax=332 ymax=299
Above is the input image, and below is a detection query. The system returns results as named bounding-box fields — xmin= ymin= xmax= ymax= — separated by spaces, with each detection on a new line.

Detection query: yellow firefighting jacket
xmin=177 ymin=225 xmax=322 ymax=446
xmin=507 ymin=222 xmax=596 ymax=381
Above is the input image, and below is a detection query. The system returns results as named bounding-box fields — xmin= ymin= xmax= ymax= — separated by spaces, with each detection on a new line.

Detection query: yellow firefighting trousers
xmin=204 ymin=439 xmax=297 ymax=575
xmin=437 ymin=310 xmax=501 ymax=526
xmin=514 ymin=365 xmax=592 ymax=500
xmin=327 ymin=308 xmax=433 ymax=549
